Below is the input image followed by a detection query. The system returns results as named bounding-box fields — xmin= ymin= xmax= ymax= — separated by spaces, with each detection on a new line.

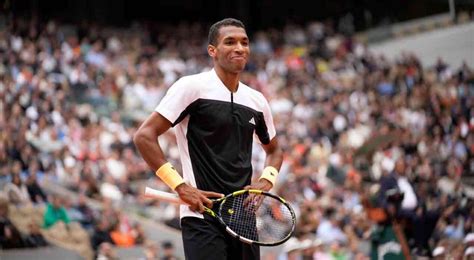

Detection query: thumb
xmin=201 ymin=190 xmax=224 ymax=198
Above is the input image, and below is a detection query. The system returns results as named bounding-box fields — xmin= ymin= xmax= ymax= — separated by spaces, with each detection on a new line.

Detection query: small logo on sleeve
xmin=249 ymin=117 xmax=256 ymax=125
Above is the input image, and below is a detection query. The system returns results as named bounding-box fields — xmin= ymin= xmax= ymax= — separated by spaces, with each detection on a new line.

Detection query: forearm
xmin=255 ymin=138 xmax=283 ymax=190
xmin=134 ymin=126 xmax=185 ymax=191
xmin=264 ymin=146 xmax=283 ymax=171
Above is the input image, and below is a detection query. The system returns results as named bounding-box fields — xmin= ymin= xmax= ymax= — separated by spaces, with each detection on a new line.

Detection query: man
xmin=0 ymin=198 xmax=25 ymax=249
xmin=43 ymin=194 xmax=71 ymax=229
xmin=161 ymin=240 xmax=178 ymax=260
xmin=134 ymin=18 xmax=283 ymax=260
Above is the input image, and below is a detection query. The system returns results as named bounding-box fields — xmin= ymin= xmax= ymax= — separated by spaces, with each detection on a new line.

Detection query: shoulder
xmin=171 ymin=70 xmax=211 ymax=91
xmin=239 ymin=83 xmax=270 ymax=111
xmin=240 ymin=82 xmax=267 ymax=101
xmin=178 ymin=70 xmax=211 ymax=85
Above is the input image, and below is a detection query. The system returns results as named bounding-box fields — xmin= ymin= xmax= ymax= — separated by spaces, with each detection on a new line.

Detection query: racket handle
xmin=144 ymin=187 xmax=185 ymax=205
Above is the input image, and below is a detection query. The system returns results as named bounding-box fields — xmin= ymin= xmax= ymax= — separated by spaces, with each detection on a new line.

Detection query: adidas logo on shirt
xmin=249 ymin=117 xmax=256 ymax=125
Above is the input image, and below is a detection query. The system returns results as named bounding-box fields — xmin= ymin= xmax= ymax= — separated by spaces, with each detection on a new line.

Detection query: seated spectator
xmin=64 ymin=196 xmax=86 ymax=224
xmin=109 ymin=211 xmax=135 ymax=247
xmin=316 ymin=208 xmax=348 ymax=244
xmin=110 ymin=222 xmax=135 ymax=247
xmin=0 ymin=198 xmax=25 ymax=249
xmin=4 ymin=173 xmax=32 ymax=206
xmin=24 ymin=222 xmax=48 ymax=248
xmin=132 ymin=222 xmax=146 ymax=245
xmin=141 ymin=240 xmax=159 ymax=260
xmin=25 ymin=172 xmax=47 ymax=204
xmin=76 ymin=194 xmax=95 ymax=229
xmin=161 ymin=240 xmax=178 ymax=260
xmin=43 ymin=194 xmax=70 ymax=228
xmin=41 ymin=220 xmax=93 ymax=260
xmin=100 ymin=175 xmax=123 ymax=202
xmin=91 ymin=218 xmax=114 ymax=251
xmin=96 ymin=242 xmax=118 ymax=260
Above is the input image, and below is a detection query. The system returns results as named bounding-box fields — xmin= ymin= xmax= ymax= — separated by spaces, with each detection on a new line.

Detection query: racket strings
xmin=220 ymin=193 xmax=294 ymax=244
xmin=223 ymin=194 xmax=259 ymax=241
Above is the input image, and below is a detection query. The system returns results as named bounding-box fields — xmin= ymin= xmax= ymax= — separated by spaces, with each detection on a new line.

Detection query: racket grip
xmin=144 ymin=187 xmax=185 ymax=205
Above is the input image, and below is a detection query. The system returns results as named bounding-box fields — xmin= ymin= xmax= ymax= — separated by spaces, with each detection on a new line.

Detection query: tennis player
xmin=133 ymin=18 xmax=283 ymax=260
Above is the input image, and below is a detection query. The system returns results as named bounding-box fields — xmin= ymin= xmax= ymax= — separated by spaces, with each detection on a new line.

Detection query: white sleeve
xmin=262 ymin=97 xmax=276 ymax=141
xmin=155 ymin=77 xmax=198 ymax=125
xmin=254 ymin=94 xmax=276 ymax=144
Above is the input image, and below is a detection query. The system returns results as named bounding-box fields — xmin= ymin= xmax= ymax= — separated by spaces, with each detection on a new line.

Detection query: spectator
xmin=132 ymin=223 xmax=146 ymax=245
xmin=96 ymin=242 xmax=118 ymax=260
xmin=91 ymin=218 xmax=114 ymax=251
xmin=75 ymin=194 xmax=95 ymax=229
xmin=316 ymin=208 xmax=348 ymax=244
xmin=4 ymin=173 xmax=31 ymax=206
xmin=141 ymin=240 xmax=160 ymax=260
xmin=63 ymin=196 xmax=87 ymax=225
xmin=0 ymin=198 xmax=25 ymax=249
xmin=109 ymin=222 xmax=135 ymax=247
xmin=161 ymin=240 xmax=178 ymax=260
xmin=25 ymin=172 xmax=47 ymax=204
xmin=43 ymin=194 xmax=70 ymax=228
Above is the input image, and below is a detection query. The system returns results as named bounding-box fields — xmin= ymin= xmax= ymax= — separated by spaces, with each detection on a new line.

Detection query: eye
xmin=224 ymin=40 xmax=234 ymax=45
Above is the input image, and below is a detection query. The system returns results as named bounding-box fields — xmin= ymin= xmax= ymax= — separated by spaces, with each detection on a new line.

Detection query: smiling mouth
xmin=231 ymin=56 xmax=246 ymax=61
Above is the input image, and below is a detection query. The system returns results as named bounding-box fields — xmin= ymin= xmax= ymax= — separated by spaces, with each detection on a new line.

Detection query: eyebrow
xmin=222 ymin=36 xmax=249 ymax=41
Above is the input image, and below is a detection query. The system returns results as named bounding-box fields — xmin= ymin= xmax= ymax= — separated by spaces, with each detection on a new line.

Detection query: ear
xmin=208 ymin=44 xmax=216 ymax=58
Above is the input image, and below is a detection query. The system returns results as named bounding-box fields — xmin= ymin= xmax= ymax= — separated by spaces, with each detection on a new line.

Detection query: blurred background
xmin=0 ymin=0 xmax=473 ymax=259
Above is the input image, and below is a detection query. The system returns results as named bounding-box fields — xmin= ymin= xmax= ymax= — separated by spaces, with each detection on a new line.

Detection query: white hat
xmin=465 ymin=246 xmax=474 ymax=256
xmin=464 ymin=233 xmax=474 ymax=244
xmin=432 ymin=246 xmax=445 ymax=257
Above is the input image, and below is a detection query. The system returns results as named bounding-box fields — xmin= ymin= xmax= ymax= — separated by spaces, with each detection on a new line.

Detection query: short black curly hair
xmin=208 ymin=18 xmax=246 ymax=46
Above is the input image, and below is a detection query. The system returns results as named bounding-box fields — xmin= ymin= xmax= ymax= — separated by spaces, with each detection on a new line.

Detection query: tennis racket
xmin=144 ymin=187 xmax=296 ymax=246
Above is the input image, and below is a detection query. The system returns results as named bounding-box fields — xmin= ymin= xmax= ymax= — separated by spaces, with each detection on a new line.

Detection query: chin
xmin=233 ymin=64 xmax=247 ymax=72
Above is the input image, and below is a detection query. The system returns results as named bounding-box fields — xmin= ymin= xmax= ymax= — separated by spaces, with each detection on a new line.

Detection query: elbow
xmin=133 ymin=129 xmax=145 ymax=147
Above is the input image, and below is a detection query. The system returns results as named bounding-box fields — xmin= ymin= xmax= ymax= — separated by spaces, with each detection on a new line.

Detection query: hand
xmin=244 ymin=178 xmax=273 ymax=192
xmin=243 ymin=179 xmax=272 ymax=212
xmin=175 ymin=183 xmax=223 ymax=213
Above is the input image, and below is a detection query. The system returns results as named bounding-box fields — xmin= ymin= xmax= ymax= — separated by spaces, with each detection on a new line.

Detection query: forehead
xmin=217 ymin=26 xmax=248 ymax=42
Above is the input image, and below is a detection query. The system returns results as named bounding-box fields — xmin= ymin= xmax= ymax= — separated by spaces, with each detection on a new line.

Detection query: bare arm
xmin=133 ymin=112 xmax=171 ymax=171
xmin=133 ymin=112 xmax=222 ymax=212
xmin=246 ymin=137 xmax=283 ymax=191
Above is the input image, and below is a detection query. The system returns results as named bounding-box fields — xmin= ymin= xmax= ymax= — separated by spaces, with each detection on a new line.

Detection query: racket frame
xmin=144 ymin=187 xmax=296 ymax=246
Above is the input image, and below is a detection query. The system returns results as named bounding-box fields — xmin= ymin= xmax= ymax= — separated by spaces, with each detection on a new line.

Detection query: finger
xmin=202 ymin=196 xmax=213 ymax=209
xmin=197 ymin=202 xmax=205 ymax=214
xmin=244 ymin=185 xmax=252 ymax=190
xmin=202 ymin=191 xmax=224 ymax=198
xmin=255 ymin=195 xmax=264 ymax=209
xmin=244 ymin=193 xmax=254 ymax=208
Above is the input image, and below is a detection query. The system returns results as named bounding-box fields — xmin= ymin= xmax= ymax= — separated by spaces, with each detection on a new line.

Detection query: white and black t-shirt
xmin=155 ymin=69 xmax=276 ymax=219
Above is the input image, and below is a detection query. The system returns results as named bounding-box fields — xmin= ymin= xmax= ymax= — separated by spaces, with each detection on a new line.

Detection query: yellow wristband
xmin=155 ymin=162 xmax=185 ymax=190
xmin=259 ymin=166 xmax=279 ymax=186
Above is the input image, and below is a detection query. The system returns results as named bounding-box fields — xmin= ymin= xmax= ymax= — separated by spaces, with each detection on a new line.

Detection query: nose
xmin=234 ymin=42 xmax=245 ymax=53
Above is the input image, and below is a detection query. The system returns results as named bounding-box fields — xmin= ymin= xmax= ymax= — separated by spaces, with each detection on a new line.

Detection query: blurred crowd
xmin=1 ymin=13 xmax=473 ymax=260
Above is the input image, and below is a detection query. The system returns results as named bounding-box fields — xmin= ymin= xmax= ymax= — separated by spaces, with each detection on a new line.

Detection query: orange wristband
xmin=155 ymin=162 xmax=185 ymax=190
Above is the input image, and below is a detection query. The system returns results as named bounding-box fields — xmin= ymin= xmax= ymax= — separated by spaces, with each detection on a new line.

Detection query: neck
xmin=214 ymin=66 xmax=240 ymax=93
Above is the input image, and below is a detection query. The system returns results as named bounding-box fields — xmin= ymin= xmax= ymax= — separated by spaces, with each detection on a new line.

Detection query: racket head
xmin=216 ymin=189 xmax=296 ymax=246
